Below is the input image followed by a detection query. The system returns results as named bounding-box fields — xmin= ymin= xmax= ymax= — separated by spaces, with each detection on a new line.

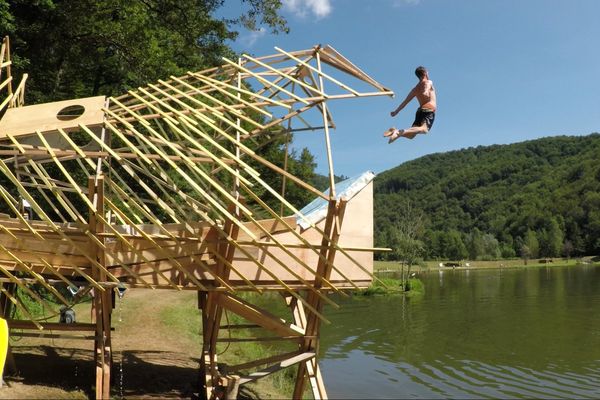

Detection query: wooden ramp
xmin=0 ymin=36 xmax=391 ymax=399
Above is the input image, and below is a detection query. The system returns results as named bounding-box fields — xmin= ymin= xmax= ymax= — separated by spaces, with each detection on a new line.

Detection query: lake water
xmin=319 ymin=265 xmax=600 ymax=399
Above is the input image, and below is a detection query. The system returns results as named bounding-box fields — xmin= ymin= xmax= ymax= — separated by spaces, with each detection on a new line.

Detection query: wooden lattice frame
xmin=0 ymin=37 xmax=392 ymax=399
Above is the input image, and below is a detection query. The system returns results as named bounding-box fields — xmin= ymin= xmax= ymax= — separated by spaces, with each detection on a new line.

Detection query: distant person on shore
xmin=384 ymin=66 xmax=436 ymax=143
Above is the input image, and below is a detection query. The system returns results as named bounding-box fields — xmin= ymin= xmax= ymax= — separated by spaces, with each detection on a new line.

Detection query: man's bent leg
xmin=388 ymin=124 xmax=429 ymax=143
xmin=400 ymin=124 xmax=428 ymax=139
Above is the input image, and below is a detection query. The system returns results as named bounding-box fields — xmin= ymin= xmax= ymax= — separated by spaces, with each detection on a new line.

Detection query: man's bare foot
xmin=383 ymin=127 xmax=396 ymax=137
xmin=388 ymin=129 xmax=404 ymax=144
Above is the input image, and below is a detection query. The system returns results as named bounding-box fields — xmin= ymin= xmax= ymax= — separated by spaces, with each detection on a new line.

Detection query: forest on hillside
xmin=374 ymin=134 xmax=600 ymax=261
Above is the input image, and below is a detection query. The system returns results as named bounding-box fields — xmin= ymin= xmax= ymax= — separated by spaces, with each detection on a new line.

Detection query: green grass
xmin=359 ymin=277 xmax=424 ymax=296
xmin=375 ymin=257 xmax=595 ymax=273
xmin=159 ymin=296 xmax=202 ymax=341
xmin=404 ymin=277 xmax=425 ymax=296
xmin=158 ymin=291 xmax=298 ymax=398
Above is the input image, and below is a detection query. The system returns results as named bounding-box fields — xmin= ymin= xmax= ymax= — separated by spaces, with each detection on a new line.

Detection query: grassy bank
xmin=358 ymin=277 xmax=424 ymax=297
xmin=374 ymin=257 xmax=598 ymax=273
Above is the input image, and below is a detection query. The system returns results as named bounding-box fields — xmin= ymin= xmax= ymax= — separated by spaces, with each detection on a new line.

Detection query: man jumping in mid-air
xmin=384 ymin=66 xmax=436 ymax=143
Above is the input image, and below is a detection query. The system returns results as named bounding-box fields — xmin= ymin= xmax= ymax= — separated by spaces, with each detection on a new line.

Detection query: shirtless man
xmin=384 ymin=66 xmax=436 ymax=143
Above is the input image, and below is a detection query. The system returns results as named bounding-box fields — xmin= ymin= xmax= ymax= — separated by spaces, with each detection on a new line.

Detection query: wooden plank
xmin=222 ymin=56 xmax=309 ymax=105
xmin=243 ymin=53 xmax=328 ymax=99
xmin=316 ymin=52 xmax=336 ymax=198
xmin=0 ymin=241 xmax=69 ymax=305
xmin=0 ymin=96 xmax=106 ymax=139
xmin=172 ymin=74 xmax=264 ymax=130
xmin=238 ymin=352 xmax=315 ymax=384
xmin=275 ymin=46 xmax=360 ymax=96
xmin=7 ymin=320 xmax=97 ymax=331
xmin=216 ymin=293 xmax=304 ymax=337
xmin=177 ymin=117 xmax=258 ymax=177
xmin=187 ymin=73 xmax=290 ymax=109
xmin=320 ymin=45 xmax=391 ymax=92
xmin=105 ymin=199 xmax=208 ymax=290
xmin=172 ymin=119 xmax=256 ymax=188
xmin=34 ymin=130 xmax=95 ymax=210
xmin=0 ymin=76 xmax=12 ymax=92
xmin=238 ymin=181 xmax=356 ymax=291
xmin=162 ymin=76 xmax=272 ymax=119
xmin=106 ymin=104 xmax=257 ymax=239
xmin=10 ymin=332 xmax=97 ymax=340
xmin=228 ymin=350 xmax=302 ymax=372
xmin=10 ymin=73 xmax=27 ymax=107
xmin=217 ymin=336 xmax=311 ymax=343
xmin=305 ymin=358 xmax=328 ymax=400
xmin=146 ymin=120 xmax=256 ymax=220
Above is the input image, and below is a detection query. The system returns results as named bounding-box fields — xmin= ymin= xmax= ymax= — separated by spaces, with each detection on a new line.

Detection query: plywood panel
xmin=0 ymin=96 xmax=106 ymax=139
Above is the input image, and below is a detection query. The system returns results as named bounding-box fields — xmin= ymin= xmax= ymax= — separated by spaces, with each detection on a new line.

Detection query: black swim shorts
xmin=413 ymin=108 xmax=435 ymax=130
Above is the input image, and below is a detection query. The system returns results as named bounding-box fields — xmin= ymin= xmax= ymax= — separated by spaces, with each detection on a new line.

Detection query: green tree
xmin=562 ymin=240 xmax=574 ymax=260
xmin=445 ymin=230 xmax=468 ymax=260
xmin=388 ymin=199 xmax=425 ymax=266
xmin=466 ymin=228 xmax=485 ymax=260
xmin=245 ymin=135 xmax=318 ymax=216
xmin=544 ymin=218 xmax=564 ymax=257
xmin=374 ymin=134 xmax=600 ymax=259
xmin=520 ymin=244 xmax=531 ymax=265
xmin=523 ymin=229 xmax=539 ymax=259
xmin=481 ymin=233 xmax=501 ymax=260
xmin=0 ymin=1 xmax=329 ymax=223
xmin=1 ymin=0 xmax=288 ymax=102
xmin=500 ymin=243 xmax=516 ymax=258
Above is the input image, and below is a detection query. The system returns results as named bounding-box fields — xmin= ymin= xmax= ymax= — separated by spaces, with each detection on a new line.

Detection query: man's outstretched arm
xmin=391 ymin=87 xmax=416 ymax=117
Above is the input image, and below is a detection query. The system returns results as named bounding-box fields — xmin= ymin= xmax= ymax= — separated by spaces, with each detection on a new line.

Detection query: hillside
xmin=374 ymin=133 xmax=600 ymax=260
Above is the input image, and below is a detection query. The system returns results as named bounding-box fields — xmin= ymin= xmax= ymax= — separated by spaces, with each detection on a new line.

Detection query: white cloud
xmin=282 ymin=0 xmax=333 ymax=19
xmin=240 ymin=27 xmax=267 ymax=47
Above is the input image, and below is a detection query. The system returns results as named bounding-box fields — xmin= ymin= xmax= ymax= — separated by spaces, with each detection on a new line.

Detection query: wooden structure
xmin=0 ymin=36 xmax=392 ymax=398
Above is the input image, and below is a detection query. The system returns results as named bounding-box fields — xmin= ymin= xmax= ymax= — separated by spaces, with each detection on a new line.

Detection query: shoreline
xmin=375 ymin=258 xmax=599 ymax=275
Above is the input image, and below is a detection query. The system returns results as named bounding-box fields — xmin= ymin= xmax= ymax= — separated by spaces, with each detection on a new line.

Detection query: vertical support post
xmin=280 ymin=131 xmax=290 ymax=217
xmin=292 ymin=199 xmax=347 ymax=399
xmin=4 ymin=36 xmax=12 ymax=97
xmin=280 ymin=83 xmax=294 ymax=217
xmin=198 ymin=290 xmax=214 ymax=400
xmin=199 ymin=205 xmax=240 ymax=399
xmin=89 ymin=176 xmax=112 ymax=399
xmin=315 ymin=50 xmax=336 ymax=199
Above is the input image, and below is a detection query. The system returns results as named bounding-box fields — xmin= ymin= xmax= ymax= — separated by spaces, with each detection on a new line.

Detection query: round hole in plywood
xmin=57 ymin=105 xmax=85 ymax=121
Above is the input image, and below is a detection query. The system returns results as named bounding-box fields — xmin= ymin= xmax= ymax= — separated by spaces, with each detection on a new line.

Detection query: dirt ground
xmin=0 ymin=289 xmax=272 ymax=399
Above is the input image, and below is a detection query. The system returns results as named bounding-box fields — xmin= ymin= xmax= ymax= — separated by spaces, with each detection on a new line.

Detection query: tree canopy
xmin=0 ymin=0 xmax=287 ymax=102
xmin=375 ymin=134 xmax=600 ymax=260
xmin=0 ymin=0 xmax=329 ymax=214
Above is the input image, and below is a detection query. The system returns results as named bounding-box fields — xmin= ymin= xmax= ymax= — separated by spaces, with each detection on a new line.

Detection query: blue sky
xmin=223 ymin=0 xmax=600 ymax=177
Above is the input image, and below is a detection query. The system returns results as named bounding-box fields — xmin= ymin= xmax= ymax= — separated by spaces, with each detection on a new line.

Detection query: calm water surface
xmin=320 ymin=265 xmax=600 ymax=399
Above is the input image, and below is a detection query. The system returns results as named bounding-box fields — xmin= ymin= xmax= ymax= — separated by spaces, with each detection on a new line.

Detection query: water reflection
xmin=320 ymin=265 xmax=600 ymax=399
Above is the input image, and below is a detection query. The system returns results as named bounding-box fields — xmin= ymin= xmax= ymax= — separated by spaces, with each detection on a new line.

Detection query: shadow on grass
xmin=4 ymin=345 xmax=260 ymax=399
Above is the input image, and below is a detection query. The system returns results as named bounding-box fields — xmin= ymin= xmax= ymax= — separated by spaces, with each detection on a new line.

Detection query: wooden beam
xmin=216 ymin=293 xmax=304 ymax=337
xmin=228 ymin=350 xmax=302 ymax=372
xmin=238 ymin=352 xmax=315 ymax=384
xmin=7 ymin=320 xmax=97 ymax=331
